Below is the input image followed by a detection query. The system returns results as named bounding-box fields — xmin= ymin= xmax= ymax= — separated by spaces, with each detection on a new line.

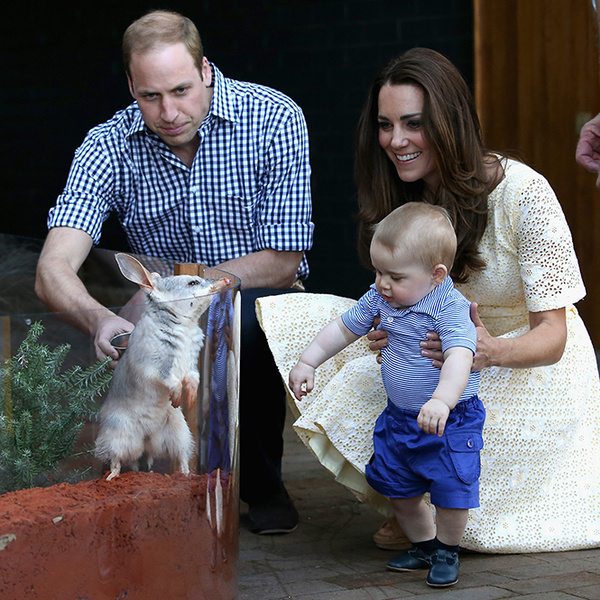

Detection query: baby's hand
xmin=289 ymin=361 xmax=315 ymax=401
xmin=417 ymin=398 xmax=450 ymax=436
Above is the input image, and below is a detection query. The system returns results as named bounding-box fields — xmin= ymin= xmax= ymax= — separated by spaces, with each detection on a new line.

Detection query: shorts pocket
xmin=447 ymin=431 xmax=484 ymax=484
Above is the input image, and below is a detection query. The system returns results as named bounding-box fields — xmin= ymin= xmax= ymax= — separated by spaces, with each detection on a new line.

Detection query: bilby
xmin=94 ymin=253 xmax=231 ymax=481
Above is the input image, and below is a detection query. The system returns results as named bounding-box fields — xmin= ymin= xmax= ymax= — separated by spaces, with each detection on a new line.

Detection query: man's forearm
xmin=36 ymin=258 xmax=116 ymax=336
xmin=217 ymin=249 xmax=303 ymax=289
xmin=35 ymin=227 xmax=116 ymax=337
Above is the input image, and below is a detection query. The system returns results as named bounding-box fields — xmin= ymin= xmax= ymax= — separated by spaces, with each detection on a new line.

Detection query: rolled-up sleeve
xmin=47 ymin=137 xmax=115 ymax=244
xmin=255 ymin=107 xmax=314 ymax=254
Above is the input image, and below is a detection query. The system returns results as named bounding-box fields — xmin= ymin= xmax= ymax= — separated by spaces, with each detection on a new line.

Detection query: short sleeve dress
xmin=256 ymin=158 xmax=600 ymax=553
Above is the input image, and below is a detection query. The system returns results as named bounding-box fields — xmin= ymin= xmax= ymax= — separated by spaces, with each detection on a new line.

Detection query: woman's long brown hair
xmin=355 ymin=47 xmax=502 ymax=283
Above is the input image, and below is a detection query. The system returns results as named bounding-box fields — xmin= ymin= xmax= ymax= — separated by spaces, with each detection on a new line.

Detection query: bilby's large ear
xmin=115 ymin=253 xmax=157 ymax=291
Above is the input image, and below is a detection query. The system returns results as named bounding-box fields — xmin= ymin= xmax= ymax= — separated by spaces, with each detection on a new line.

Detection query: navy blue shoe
xmin=426 ymin=548 xmax=460 ymax=587
xmin=386 ymin=546 xmax=433 ymax=572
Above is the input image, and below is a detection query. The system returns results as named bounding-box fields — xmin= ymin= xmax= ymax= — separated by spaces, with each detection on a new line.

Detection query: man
xmin=35 ymin=10 xmax=313 ymax=534
xmin=576 ymin=114 xmax=600 ymax=189
xmin=575 ymin=5 xmax=600 ymax=189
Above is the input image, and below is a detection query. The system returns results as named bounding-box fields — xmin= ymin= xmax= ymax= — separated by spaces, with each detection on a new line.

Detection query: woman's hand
xmin=469 ymin=302 xmax=496 ymax=371
xmin=420 ymin=303 xmax=487 ymax=371
xmin=420 ymin=333 xmax=444 ymax=368
xmin=367 ymin=316 xmax=445 ymax=367
xmin=470 ymin=302 xmax=566 ymax=370
xmin=576 ymin=112 xmax=600 ymax=189
xmin=367 ymin=316 xmax=388 ymax=364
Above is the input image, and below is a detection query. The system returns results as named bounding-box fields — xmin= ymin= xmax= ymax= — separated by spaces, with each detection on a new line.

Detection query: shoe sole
xmin=255 ymin=524 xmax=299 ymax=535
xmin=386 ymin=563 xmax=429 ymax=572
xmin=374 ymin=533 xmax=412 ymax=550
xmin=427 ymin=578 xmax=459 ymax=587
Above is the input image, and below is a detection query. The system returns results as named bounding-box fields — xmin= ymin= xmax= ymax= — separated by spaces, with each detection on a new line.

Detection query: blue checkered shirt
xmin=48 ymin=64 xmax=314 ymax=279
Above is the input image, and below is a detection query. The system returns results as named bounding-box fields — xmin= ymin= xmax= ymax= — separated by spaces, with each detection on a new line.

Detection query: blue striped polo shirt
xmin=341 ymin=276 xmax=480 ymax=412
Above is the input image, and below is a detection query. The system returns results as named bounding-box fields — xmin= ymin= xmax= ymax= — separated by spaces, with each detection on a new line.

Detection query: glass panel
xmin=0 ymin=234 xmax=240 ymax=599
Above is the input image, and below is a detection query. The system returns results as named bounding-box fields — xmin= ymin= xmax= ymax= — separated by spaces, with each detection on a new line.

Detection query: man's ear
xmin=200 ymin=56 xmax=212 ymax=86
xmin=126 ymin=74 xmax=136 ymax=99
xmin=432 ymin=264 xmax=448 ymax=285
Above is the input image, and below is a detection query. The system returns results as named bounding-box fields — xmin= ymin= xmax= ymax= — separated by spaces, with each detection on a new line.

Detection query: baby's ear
xmin=432 ymin=264 xmax=448 ymax=285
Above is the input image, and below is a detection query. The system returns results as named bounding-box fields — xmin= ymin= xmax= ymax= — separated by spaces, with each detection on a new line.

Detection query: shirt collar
xmin=208 ymin=63 xmax=239 ymax=123
xmin=374 ymin=275 xmax=455 ymax=318
xmin=128 ymin=107 xmax=147 ymax=138
xmin=408 ymin=275 xmax=455 ymax=318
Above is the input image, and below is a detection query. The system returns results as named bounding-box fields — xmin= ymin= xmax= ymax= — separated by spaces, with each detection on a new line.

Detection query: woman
xmin=256 ymin=48 xmax=600 ymax=553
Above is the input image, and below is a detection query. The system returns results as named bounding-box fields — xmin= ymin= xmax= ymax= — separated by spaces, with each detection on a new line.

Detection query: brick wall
xmin=1 ymin=0 xmax=473 ymax=300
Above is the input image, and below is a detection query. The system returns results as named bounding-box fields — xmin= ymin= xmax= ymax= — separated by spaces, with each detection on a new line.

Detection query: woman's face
xmin=377 ymin=83 xmax=440 ymax=192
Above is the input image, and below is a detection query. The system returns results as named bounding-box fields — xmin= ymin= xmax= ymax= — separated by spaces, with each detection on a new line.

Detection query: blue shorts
xmin=365 ymin=395 xmax=485 ymax=509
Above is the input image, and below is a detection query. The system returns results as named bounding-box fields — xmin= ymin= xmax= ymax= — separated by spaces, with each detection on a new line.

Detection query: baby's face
xmin=370 ymin=242 xmax=437 ymax=309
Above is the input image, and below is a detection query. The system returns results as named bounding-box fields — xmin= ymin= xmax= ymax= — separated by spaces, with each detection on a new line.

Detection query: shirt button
xmin=387 ymin=316 xmax=394 ymax=323
xmin=190 ymin=185 xmax=200 ymax=194
xmin=467 ymin=439 xmax=474 ymax=448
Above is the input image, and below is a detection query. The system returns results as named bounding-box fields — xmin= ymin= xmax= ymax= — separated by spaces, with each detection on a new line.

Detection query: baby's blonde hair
xmin=371 ymin=202 xmax=457 ymax=271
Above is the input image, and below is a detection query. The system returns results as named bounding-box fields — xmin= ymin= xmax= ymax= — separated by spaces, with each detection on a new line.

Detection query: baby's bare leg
xmin=390 ymin=496 xmax=435 ymax=542
xmin=435 ymin=507 xmax=469 ymax=546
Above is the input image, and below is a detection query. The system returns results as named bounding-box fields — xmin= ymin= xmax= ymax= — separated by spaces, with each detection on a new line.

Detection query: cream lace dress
xmin=256 ymin=159 xmax=600 ymax=553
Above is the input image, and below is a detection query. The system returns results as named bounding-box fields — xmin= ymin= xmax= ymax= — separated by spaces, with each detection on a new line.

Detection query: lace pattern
xmin=256 ymin=159 xmax=600 ymax=553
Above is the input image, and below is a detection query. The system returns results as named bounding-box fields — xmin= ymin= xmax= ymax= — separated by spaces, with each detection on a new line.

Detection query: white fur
xmin=94 ymin=254 xmax=230 ymax=480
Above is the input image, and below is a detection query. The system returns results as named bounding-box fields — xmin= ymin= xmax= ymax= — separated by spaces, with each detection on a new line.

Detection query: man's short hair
xmin=122 ymin=10 xmax=204 ymax=76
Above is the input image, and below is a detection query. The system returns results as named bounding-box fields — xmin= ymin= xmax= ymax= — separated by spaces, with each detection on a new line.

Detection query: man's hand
xmin=576 ymin=112 xmax=600 ymax=189
xmin=417 ymin=398 xmax=450 ymax=436
xmin=94 ymin=315 xmax=135 ymax=366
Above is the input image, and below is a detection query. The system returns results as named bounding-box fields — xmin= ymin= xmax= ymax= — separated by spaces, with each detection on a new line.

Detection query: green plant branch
xmin=0 ymin=322 xmax=113 ymax=493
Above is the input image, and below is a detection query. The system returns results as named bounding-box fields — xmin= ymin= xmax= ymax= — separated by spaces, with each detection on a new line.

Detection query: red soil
xmin=0 ymin=470 xmax=238 ymax=600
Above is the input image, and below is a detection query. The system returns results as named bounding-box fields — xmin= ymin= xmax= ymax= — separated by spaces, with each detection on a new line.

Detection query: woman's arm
xmin=381 ymin=301 xmax=567 ymax=371
xmin=470 ymin=303 xmax=566 ymax=370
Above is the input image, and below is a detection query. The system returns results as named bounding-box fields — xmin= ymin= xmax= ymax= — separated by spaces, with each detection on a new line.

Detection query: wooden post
xmin=174 ymin=263 xmax=206 ymax=277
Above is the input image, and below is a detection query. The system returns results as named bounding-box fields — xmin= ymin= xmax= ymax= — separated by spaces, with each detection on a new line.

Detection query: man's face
xmin=127 ymin=42 xmax=213 ymax=156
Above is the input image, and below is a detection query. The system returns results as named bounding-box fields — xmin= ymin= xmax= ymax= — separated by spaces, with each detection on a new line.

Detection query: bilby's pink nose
xmin=209 ymin=277 xmax=231 ymax=293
